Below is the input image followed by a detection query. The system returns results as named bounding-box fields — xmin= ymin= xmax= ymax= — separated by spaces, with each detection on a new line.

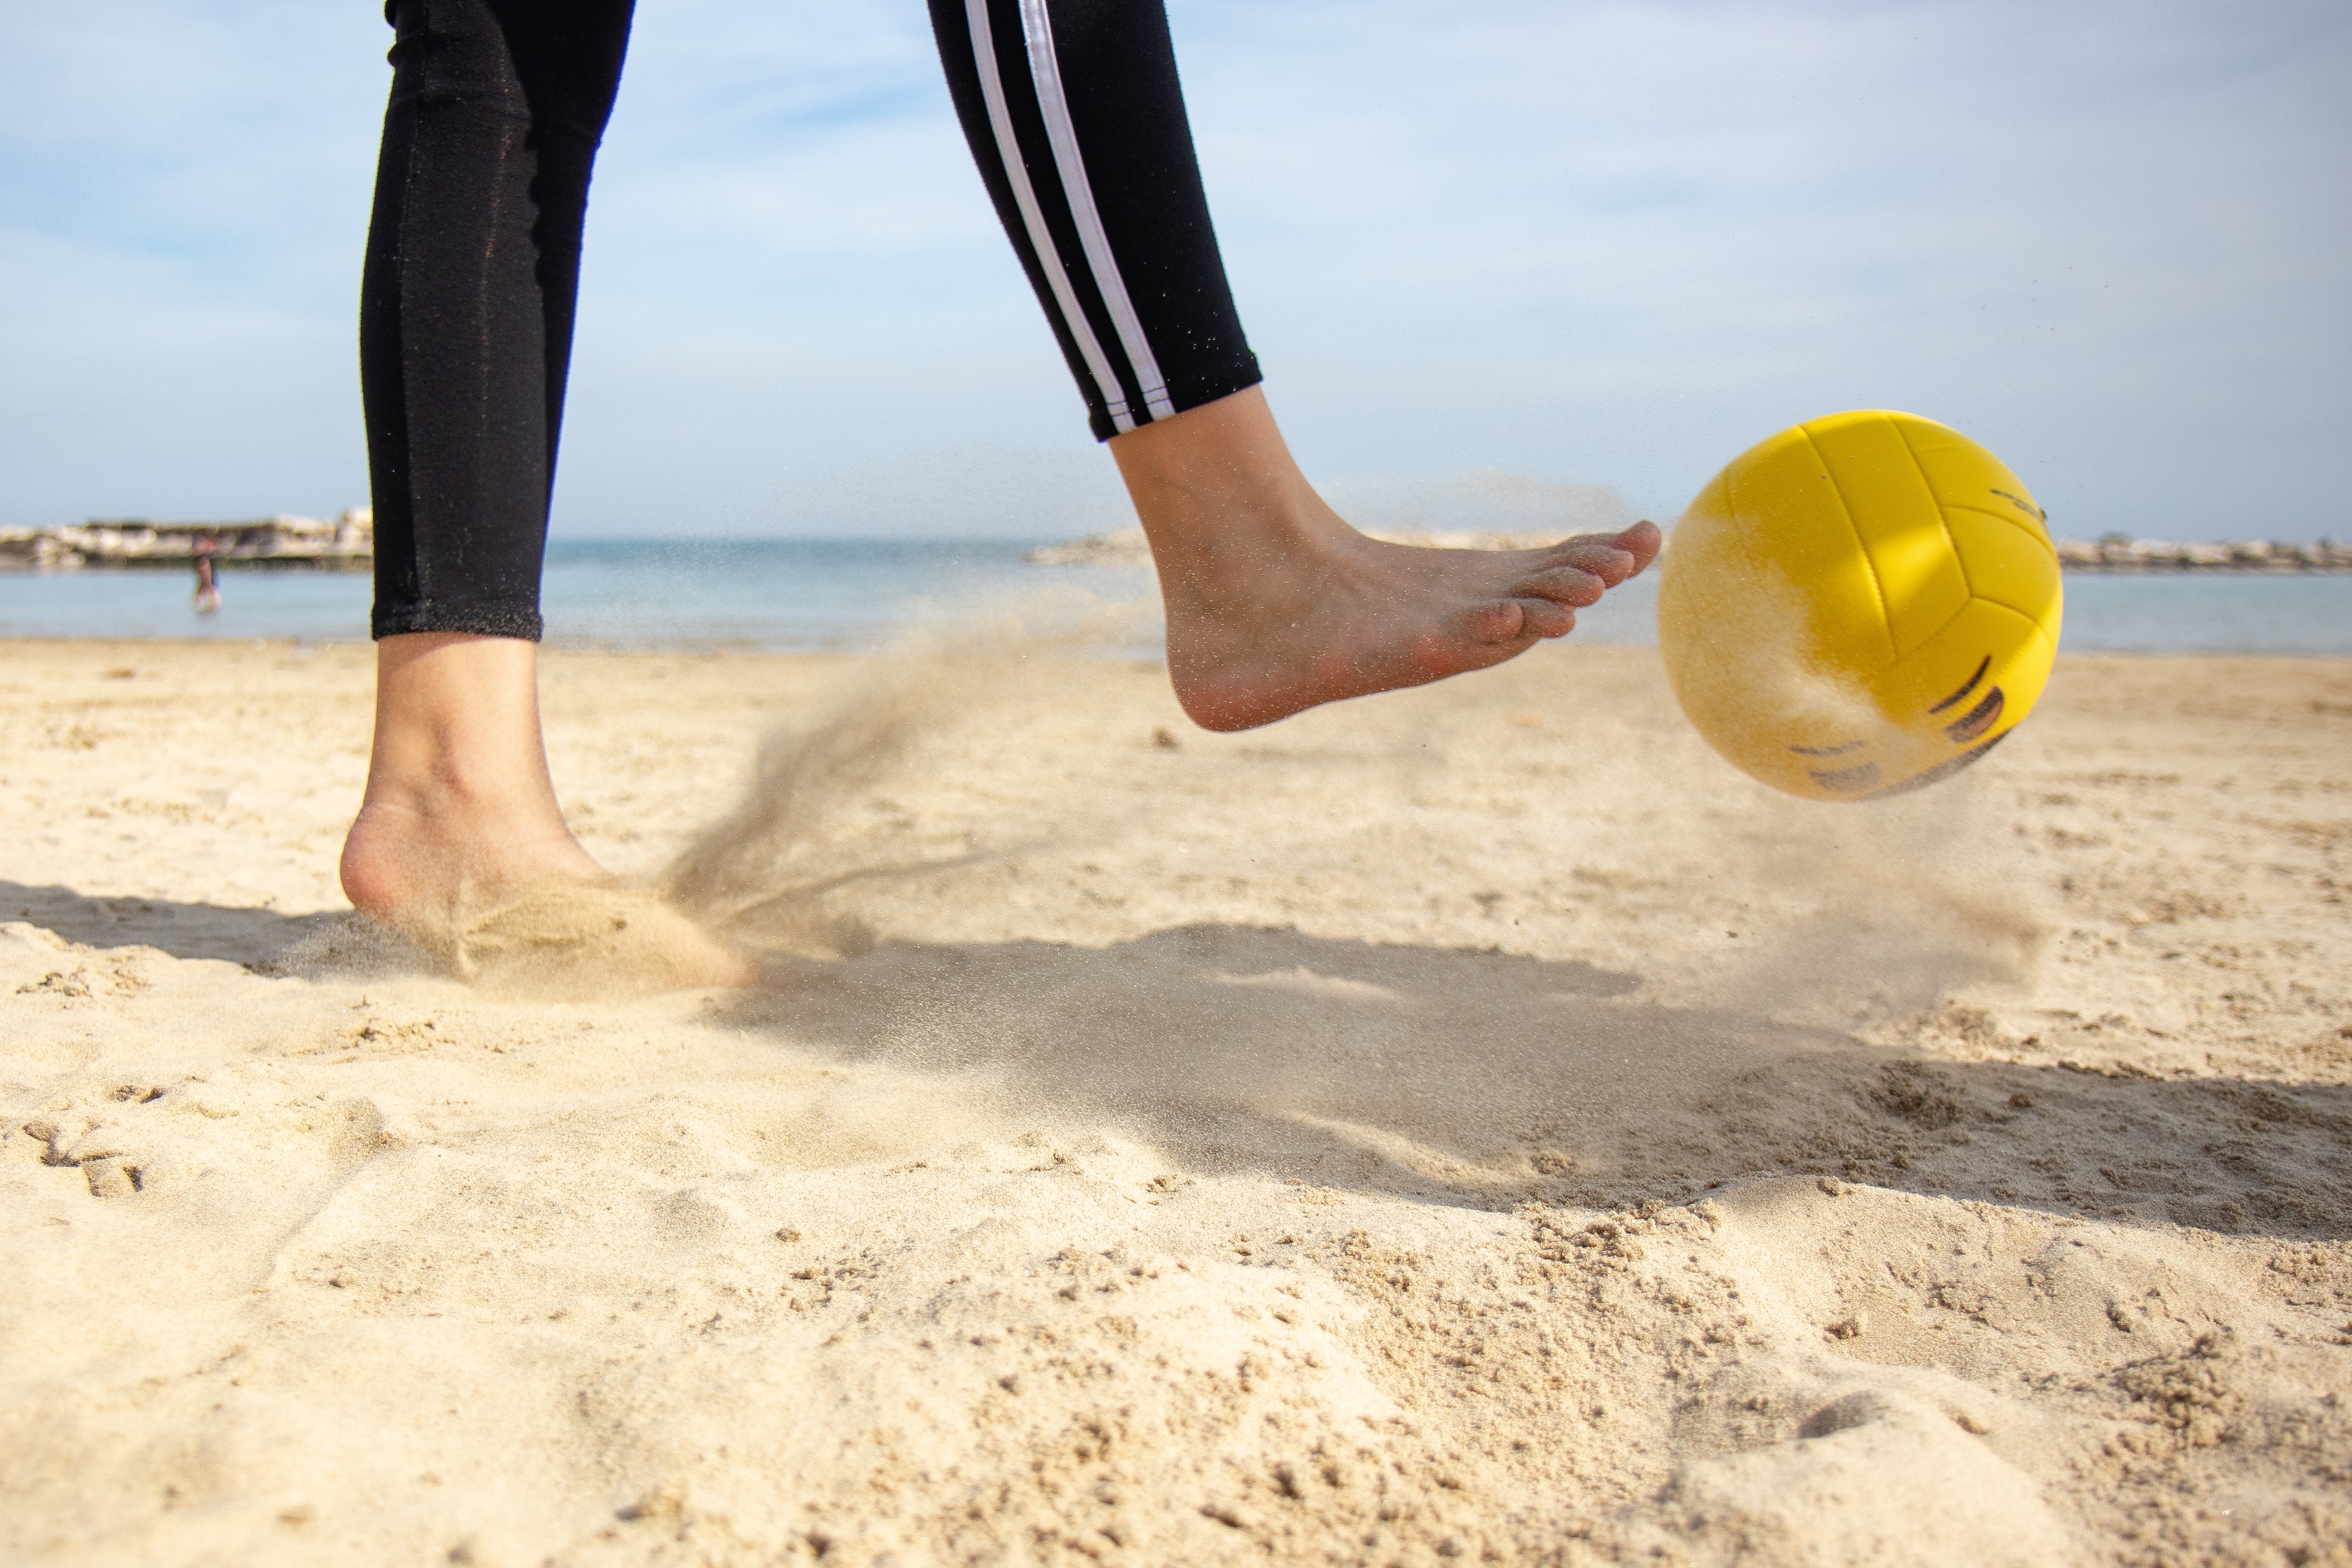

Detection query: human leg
xmin=929 ymin=0 xmax=1259 ymax=440
xmin=931 ymin=0 xmax=1657 ymax=730
xmin=345 ymin=0 xmax=635 ymax=920
xmin=363 ymin=0 xmax=635 ymax=642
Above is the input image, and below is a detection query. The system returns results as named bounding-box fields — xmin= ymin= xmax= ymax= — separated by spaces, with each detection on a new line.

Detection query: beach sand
xmin=2 ymin=633 xmax=2347 ymax=1565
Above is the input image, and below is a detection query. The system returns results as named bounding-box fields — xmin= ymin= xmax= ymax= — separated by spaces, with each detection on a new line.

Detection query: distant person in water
xmin=339 ymin=0 xmax=1660 ymax=940
xmin=192 ymin=532 xmax=221 ymax=615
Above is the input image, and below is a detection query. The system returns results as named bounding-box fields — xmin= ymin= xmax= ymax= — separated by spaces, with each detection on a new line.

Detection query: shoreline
xmin=2051 ymin=560 xmax=2352 ymax=575
xmin=1023 ymin=524 xmax=2352 ymax=572
xmin=4 ymin=635 xmax=2349 ymax=667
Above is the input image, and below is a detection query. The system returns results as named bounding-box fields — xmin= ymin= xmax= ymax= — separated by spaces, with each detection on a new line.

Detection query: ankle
xmin=358 ymin=751 xmax=563 ymax=821
xmin=358 ymin=632 xmax=569 ymax=826
xmin=1111 ymin=387 xmax=1355 ymax=585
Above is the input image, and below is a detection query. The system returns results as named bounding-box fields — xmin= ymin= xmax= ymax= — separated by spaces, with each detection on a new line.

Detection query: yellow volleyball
xmin=1656 ymin=410 xmax=2062 ymax=801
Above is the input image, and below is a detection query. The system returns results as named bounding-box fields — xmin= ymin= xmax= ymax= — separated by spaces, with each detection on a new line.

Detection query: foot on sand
xmin=339 ymin=634 xmax=747 ymax=989
xmin=339 ymin=792 xmax=600 ymax=960
xmin=1112 ymin=389 xmax=1662 ymax=732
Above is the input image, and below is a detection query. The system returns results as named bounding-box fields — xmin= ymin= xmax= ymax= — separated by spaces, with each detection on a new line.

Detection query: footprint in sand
xmin=19 ymin=1083 xmax=166 ymax=1198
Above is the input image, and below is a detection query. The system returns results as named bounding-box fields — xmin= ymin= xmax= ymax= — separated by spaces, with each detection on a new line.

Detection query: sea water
xmin=0 ymin=539 xmax=2345 ymax=656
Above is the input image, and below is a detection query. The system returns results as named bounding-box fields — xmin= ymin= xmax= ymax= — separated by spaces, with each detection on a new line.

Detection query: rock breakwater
xmin=0 ymin=510 xmax=373 ymax=571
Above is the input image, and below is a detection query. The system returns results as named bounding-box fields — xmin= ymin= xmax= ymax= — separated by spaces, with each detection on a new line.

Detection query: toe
xmin=1541 ymin=521 xmax=1661 ymax=583
xmin=1512 ymin=564 xmax=1607 ymax=607
xmin=1516 ymin=597 xmax=1577 ymax=638
xmin=1550 ymin=541 xmax=1639 ymax=584
xmin=1460 ymin=598 xmax=1530 ymax=646
xmin=1616 ymin=519 xmax=1664 ymax=569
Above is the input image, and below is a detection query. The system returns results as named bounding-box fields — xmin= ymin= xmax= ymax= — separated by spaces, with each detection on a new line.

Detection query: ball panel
xmin=1715 ymin=424 xmax=1897 ymax=668
xmin=1892 ymin=416 xmax=2051 ymax=541
xmin=1941 ymin=501 xmax=2057 ymax=553
xmin=1800 ymin=413 xmax=1971 ymax=658
xmin=1873 ymin=595 xmax=2056 ymax=741
xmin=1853 ymin=597 xmax=2057 ymax=799
xmin=1778 ymin=597 xmax=2055 ymax=802
xmin=1659 ymin=505 xmax=1893 ymax=803
xmin=1941 ymin=507 xmax=2063 ymax=638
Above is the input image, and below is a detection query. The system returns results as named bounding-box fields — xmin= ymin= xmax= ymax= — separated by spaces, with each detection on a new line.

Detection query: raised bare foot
xmin=340 ymin=633 xmax=745 ymax=986
xmin=1112 ymin=388 xmax=1663 ymax=731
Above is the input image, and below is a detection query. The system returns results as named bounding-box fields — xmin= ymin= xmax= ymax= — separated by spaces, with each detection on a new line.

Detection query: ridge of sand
xmin=2 ymin=636 xmax=2347 ymax=1565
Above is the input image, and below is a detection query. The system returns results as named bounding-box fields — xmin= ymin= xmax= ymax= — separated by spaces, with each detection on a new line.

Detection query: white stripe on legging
xmin=964 ymin=0 xmax=1135 ymax=431
xmin=1017 ymin=0 xmax=1176 ymax=421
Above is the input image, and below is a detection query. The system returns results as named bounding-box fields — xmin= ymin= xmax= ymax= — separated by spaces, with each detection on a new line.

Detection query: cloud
xmin=2 ymin=0 xmax=2345 ymax=538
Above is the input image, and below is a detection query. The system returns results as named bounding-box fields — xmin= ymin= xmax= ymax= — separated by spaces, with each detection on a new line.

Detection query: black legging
xmin=362 ymin=0 xmax=1262 ymax=640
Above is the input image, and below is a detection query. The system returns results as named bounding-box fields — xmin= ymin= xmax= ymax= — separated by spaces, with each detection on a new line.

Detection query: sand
xmin=2 ymin=632 xmax=2347 ymax=1566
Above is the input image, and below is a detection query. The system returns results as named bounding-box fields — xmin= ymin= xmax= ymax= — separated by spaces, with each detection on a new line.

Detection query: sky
xmin=3 ymin=0 xmax=2347 ymax=541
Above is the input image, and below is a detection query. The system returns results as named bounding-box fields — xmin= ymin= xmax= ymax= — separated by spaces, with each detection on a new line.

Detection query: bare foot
xmin=340 ymin=795 xmax=609 ymax=952
xmin=1113 ymin=388 xmax=1661 ymax=731
xmin=339 ymin=634 xmax=605 ymax=926
xmin=339 ymin=634 xmax=744 ymax=986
